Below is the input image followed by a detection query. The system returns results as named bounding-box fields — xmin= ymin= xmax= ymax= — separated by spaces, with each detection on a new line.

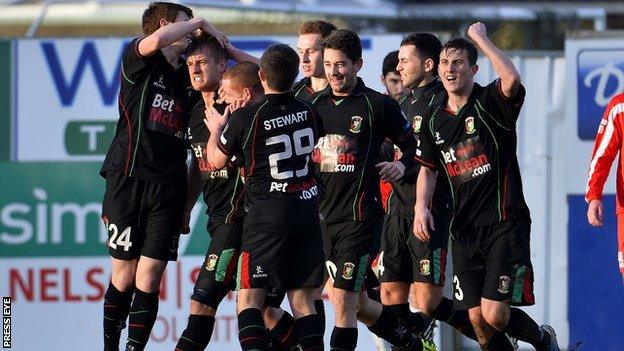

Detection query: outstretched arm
xmin=139 ymin=18 xmax=228 ymax=57
xmin=467 ymin=22 xmax=521 ymax=98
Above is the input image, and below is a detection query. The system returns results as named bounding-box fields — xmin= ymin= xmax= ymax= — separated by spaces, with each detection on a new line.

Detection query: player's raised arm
xmin=467 ymin=22 xmax=521 ymax=98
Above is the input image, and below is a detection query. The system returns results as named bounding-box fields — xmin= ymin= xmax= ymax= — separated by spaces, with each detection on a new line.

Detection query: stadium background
xmin=0 ymin=1 xmax=623 ymax=350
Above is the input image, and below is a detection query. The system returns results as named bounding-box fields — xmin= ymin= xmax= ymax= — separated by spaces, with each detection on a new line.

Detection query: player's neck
xmin=446 ymin=82 xmax=474 ymax=114
xmin=310 ymin=76 xmax=328 ymax=92
xmin=415 ymin=75 xmax=437 ymax=89
xmin=201 ymin=91 xmax=217 ymax=107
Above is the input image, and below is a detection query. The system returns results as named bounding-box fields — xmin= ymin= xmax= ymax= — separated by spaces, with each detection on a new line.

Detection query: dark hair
xmin=400 ymin=33 xmax=442 ymax=74
xmin=223 ymin=61 xmax=262 ymax=94
xmin=298 ymin=20 xmax=337 ymax=39
xmin=382 ymin=50 xmax=399 ymax=77
xmin=322 ymin=29 xmax=362 ymax=63
xmin=186 ymin=34 xmax=227 ymax=63
xmin=442 ymin=38 xmax=478 ymax=66
xmin=142 ymin=2 xmax=193 ymax=36
xmin=259 ymin=44 xmax=300 ymax=91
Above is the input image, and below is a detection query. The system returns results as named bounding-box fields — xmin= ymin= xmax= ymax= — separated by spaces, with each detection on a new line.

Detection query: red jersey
xmin=586 ymin=93 xmax=624 ymax=213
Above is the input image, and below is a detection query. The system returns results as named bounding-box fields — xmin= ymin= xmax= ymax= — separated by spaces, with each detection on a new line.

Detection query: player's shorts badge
xmin=497 ymin=275 xmax=511 ymax=294
xmin=206 ymin=254 xmax=219 ymax=271
xmin=342 ymin=262 xmax=355 ymax=280
xmin=349 ymin=116 xmax=363 ymax=134
xmin=465 ymin=116 xmax=476 ymax=135
xmin=419 ymin=259 xmax=431 ymax=276
xmin=413 ymin=115 xmax=422 ymax=133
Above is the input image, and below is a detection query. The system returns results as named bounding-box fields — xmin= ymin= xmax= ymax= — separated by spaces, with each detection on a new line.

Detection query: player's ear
xmin=354 ymin=57 xmax=363 ymax=73
xmin=218 ymin=59 xmax=227 ymax=74
xmin=242 ymin=87 xmax=252 ymax=101
xmin=470 ymin=64 xmax=479 ymax=77
xmin=159 ymin=18 xmax=168 ymax=28
xmin=424 ymin=58 xmax=435 ymax=73
xmin=380 ymin=74 xmax=386 ymax=87
xmin=258 ymin=69 xmax=266 ymax=82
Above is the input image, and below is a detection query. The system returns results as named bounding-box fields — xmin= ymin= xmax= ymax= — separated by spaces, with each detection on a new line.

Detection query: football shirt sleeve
xmin=480 ymin=79 xmax=526 ymax=128
xmin=217 ymin=111 xmax=245 ymax=157
xmin=120 ymin=37 xmax=157 ymax=84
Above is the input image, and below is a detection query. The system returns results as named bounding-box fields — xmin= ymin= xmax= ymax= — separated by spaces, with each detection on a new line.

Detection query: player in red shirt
xmin=586 ymin=92 xmax=624 ymax=280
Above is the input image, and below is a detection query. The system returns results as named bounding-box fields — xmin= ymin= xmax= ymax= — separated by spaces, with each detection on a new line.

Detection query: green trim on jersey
xmin=242 ymin=100 xmax=269 ymax=148
xmin=128 ymin=68 xmax=154 ymax=177
xmin=215 ymin=248 xmax=236 ymax=282
xmin=474 ymin=105 xmax=503 ymax=221
xmin=351 ymin=93 xmax=374 ymax=220
xmin=224 ymin=168 xmax=243 ymax=223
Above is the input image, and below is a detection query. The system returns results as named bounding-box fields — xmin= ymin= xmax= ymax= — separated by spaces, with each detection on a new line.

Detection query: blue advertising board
xmin=568 ymin=195 xmax=624 ymax=350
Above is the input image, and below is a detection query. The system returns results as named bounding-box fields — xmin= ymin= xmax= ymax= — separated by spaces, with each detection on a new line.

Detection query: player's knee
xmin=481 ymin=308 xmax=508 ymax=332
xmin=111 ymin=269 xmax=135 ymax=291
xmin=189 ymin=299 xmax=216 ymax=316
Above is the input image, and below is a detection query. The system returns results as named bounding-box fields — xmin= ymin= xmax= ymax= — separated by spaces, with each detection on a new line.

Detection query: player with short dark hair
xmin=413 ymin=22 xmax=560 ymax=351
xmin=381 ymin=50 xmax=406 ymax=101
xmin=312 ymin=28 xmax=434 ymax=351
xmin=293 ymin=20 xmax=337 ymax=100
xmin=99 ymin=3 xmax=229 ymax=351
xmin=205 ymin=43 xmax=326 ymax=351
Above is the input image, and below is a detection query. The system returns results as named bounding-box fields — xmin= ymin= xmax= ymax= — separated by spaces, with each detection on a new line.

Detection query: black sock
xmin=103 ymin=283 xmax=133 ymax=351
xmin=238 ymin=308 xmax=270 ymax=351
xmin=429 ymin=297 xmax=477 ymax=340
xmin=314 ymin=299 xmax=325 ymax=335
xmin=293 ymin=315 xmax=324 ymax=351
xmin=125 ymin=289 xmax=159 ymax=351
xmin=367 ymin=306 xmax=414 ymax=347
xmin=174 ymin=314 xmax=215 ymax=351
xmin=267 ymin=311 xmax=297 ymax=350
xmin=504 ymin=308 xmax=549 ymax=348
xmin=486 ymin=332 xmax=516 ymax=351
xmin=330 ymin=327 xmax=357 ymax=351
xmin=386 ymin=303 xmax=413 ymax=331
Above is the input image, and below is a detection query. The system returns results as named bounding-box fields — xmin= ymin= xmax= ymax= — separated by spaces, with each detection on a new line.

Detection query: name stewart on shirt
xmin=264 ymin=110 xmax=309 ymax=130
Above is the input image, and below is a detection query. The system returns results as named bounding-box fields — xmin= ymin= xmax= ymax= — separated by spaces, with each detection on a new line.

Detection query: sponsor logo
xmin=497 ymin=275 xmax=511 ymax=294
xmin=441 ymin=136 xmax=491 ymax=186
xmin=577 ymin=47 xmax=624 ymax=140
xmin=435 ymin=132 xmax=444 ymax=145
xmin=147 ymin=93 xmax=186 ymax=139
xmin=465 ymin=116 xmax=476 ymax=134
xmin=341 ymin=262 xmax=355 ymax=280
xmin=253 ymin=265 xmax=267 ymax=279
xmin=349 ymin=116 xmax=363 ymax=134
xmin=206 ymin=254 xmax=218 ymax=271
xmin=314 ymin=134 xmax=357 ymax=173
xmin=153 ymin=75 xmax=166 ymax=89
xmin=412 ymin=115 xmax=422 ymax=133
xmin=419 ymin=259 xmax=431 ymax=276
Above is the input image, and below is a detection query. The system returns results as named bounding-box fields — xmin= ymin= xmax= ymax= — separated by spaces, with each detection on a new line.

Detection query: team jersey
xmin=217 ymin=92 xmax=325 ymax=235
xmin=311 ymin=78 xmax=417 ymax=223
xmin=586 ymin=93 xmax=624 ymax=214
xmin=415 ymin=80 xmax=530 ymax=232
xmin=386 ymin=80 xmax=451 ymax=220
xmin=293 ymin=77 xmax=315 ymax=101
xmin=188 ymin=99 xmax=245 ymax=224
xmin=101 ymin=38 xmax=193 ymax=186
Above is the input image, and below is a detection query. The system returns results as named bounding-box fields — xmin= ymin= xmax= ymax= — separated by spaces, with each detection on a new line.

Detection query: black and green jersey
xmin=218 ymin=92 xmax=325 ymax=235
xmin=386 ymin=80 xmax=452 ymax=220
xmin=188 ymin=99 xmax=244 ymax=225
xmin=101 ymin=37 xmax=193 ymax=186
xmin=415 ymin=80 xmax=530 ymax=233
xmin=311 ymin=78 xmax=417 ymax=223
xmin=293 ymin=77 xmax=315 ymax=101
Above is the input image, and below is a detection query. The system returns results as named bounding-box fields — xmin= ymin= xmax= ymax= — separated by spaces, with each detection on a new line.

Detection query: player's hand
xmin=216 ymin=85 xmax=227 ymax=104
xmin=413 ymin=205 xmax=435 ymax=242
xmin=587 ymin=199 xmax=604 ymax=227
xmin=227 ymin=99 xmax=250 ymax=114
xmin=198 ymin=19 xmax=229 ymax=48
xmin=376 ymin=161 xmax=405 ymax=182
xmin=180 ymin=210 xmax=191 ymax=234
xmin=467 ymin=22 xmax=488 ymax=42
xmin=203 ymin=105 xmax=229 ymax=135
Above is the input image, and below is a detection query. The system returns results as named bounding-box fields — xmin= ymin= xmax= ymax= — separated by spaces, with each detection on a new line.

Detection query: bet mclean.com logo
xmin=442 ymin=136 xmax=491 ymax=186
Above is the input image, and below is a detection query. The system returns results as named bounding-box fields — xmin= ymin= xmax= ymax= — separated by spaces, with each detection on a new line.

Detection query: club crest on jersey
xmin=206 ymin=254 xmax=219 ymax=271
xmin=349 ymin=116 xmax=363 ymax=134
xmin=413 ymin=115 xmax=422 ymax=133
xmin=419 ymin=259 xmax=431 ymax=276
xmin=497 ymin=275 xmax=511 ymax=294
xmin=465 ymin=116 xmax=476 ymax=135
xmin=342 ymin=262 xmax=355 ymax=280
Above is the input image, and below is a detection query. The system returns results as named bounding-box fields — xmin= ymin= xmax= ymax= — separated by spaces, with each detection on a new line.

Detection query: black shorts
xmin=237 ymin=227 xmax=324 ymax=292
xmin=265 ymin=287 xmax=287 ymax=309
xmin=452 ymin=218 xmax=535 ymax=310
xmin=101 ymin=170 xmax=186 ymax=261
xmin=191 ymin=221 xmax=243 ymax=308
xmin=323 ymin=217 xmax=382 ymax=292
xmin=373 ymin=214 xmax=448 ymax=285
